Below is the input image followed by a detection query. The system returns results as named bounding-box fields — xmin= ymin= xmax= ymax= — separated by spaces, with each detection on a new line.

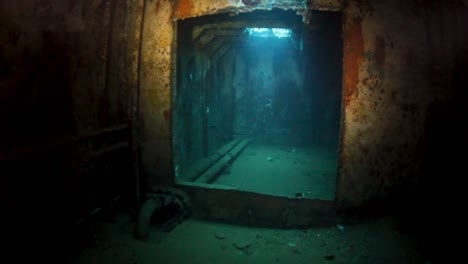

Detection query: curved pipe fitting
xmin=134 ymin=196 xmax=163 ymax=241
xmin=135 ymin=186 xmax=191 ymax=241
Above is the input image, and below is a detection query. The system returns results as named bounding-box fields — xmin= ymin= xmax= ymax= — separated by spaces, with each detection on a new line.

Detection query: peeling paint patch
xmin=374 ymin=36 xmax=385 ymax=68
xmin=343 ymin=20 xmax=364 ymax=106
xmin=175 ymin=0 xmax=194 ymax=19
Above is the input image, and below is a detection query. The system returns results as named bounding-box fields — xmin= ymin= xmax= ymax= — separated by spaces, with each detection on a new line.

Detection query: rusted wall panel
xmin=139 ymin=0 xmax=175 ymax=186
xmin=0 ymin=0 xmax=142 ymax=249
xmin=0 ymin=0 xmax=140 ymax=146
xmin=337 ymin=0 xmax=467 ymax=209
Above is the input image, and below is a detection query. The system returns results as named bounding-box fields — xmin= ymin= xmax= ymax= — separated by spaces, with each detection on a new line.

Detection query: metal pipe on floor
xmin=135 ymin=186 xmax=191 ymax=241
xmin=134 ymin=196 xmax=163 ymax=241
xmin=195 ymin=138 xmax=250 ymax=183
xmin=229 ymin=138 xmax=250 ymax=159
xmin=183 ymin=137 xmax=242 ymax=181
xmin=216 ymin=137 xmax=243 ymax=157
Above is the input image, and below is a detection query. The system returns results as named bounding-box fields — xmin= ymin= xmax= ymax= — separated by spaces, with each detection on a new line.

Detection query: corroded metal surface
xmin=138 ymin=0 xmax=176 ymax=185
xmin=0 ymin=0 xmax=140 ymax=150
xmin=0 ymin=0 xmax=465 ymax=226
xmin=0 ymin=0 xmax=142 ymax=243
xmin=175 ymin=0 xmax=310 ymax=20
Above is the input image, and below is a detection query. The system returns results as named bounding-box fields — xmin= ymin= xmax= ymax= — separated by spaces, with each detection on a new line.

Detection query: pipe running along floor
xmin=212 ymin=144 xmax=337 ymax=200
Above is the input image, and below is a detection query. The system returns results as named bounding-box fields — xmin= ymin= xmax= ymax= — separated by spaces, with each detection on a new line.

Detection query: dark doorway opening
xmin=173 ymin=10 xmax=343 ymax=200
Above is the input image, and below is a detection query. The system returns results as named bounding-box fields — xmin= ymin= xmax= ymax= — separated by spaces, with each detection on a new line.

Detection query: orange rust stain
xmin=175 ymin=0 xmax=194 ymax=19
xmin=343 ymin=20 xmax=364 ymax=107
xmin=375 ymin=36 xmax=385 ymax=68
xmin=155 ymin=0 xmax=161 ymax=12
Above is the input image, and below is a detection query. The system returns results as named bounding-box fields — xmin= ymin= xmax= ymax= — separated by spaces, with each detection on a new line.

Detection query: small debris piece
xmin=233 ymin=241 xmax=251 ymax=250
xmin=324 ymin=255 xmax=335 ymax=260
xmin=295 ymin=192 xmax=304 ymax=198
xmin=215 ymin=233 xmax=226 ymax=240
xmin=336 ymin=224 xmax=344 ymax=232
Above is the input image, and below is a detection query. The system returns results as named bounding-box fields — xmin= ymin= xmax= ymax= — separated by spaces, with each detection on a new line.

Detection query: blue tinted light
xmin=246 ymin=28 xmax=291 ymax=38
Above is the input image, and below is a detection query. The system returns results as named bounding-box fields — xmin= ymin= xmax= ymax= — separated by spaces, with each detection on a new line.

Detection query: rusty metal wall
xmin=0 ymin=0 xmax=143 ymax=256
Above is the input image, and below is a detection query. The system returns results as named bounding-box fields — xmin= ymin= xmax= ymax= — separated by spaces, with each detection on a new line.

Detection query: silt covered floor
xmin=214 ymin=144 xmax=337 ymax=200
xmin=71 ymin=215 xmax=426 ymax=264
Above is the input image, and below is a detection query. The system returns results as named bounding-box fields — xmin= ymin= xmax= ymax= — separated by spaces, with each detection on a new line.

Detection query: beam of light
xmin=246 ymin=28 xmax=291 ymax=38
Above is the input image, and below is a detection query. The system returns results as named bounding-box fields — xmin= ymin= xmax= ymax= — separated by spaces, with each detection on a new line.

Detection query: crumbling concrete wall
xmin=139 ymin=0 xmax=468 ymax=211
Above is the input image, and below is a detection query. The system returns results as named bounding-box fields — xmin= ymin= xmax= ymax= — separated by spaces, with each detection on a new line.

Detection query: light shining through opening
xmin=246 ymin=28 xmax=292 ymax=38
